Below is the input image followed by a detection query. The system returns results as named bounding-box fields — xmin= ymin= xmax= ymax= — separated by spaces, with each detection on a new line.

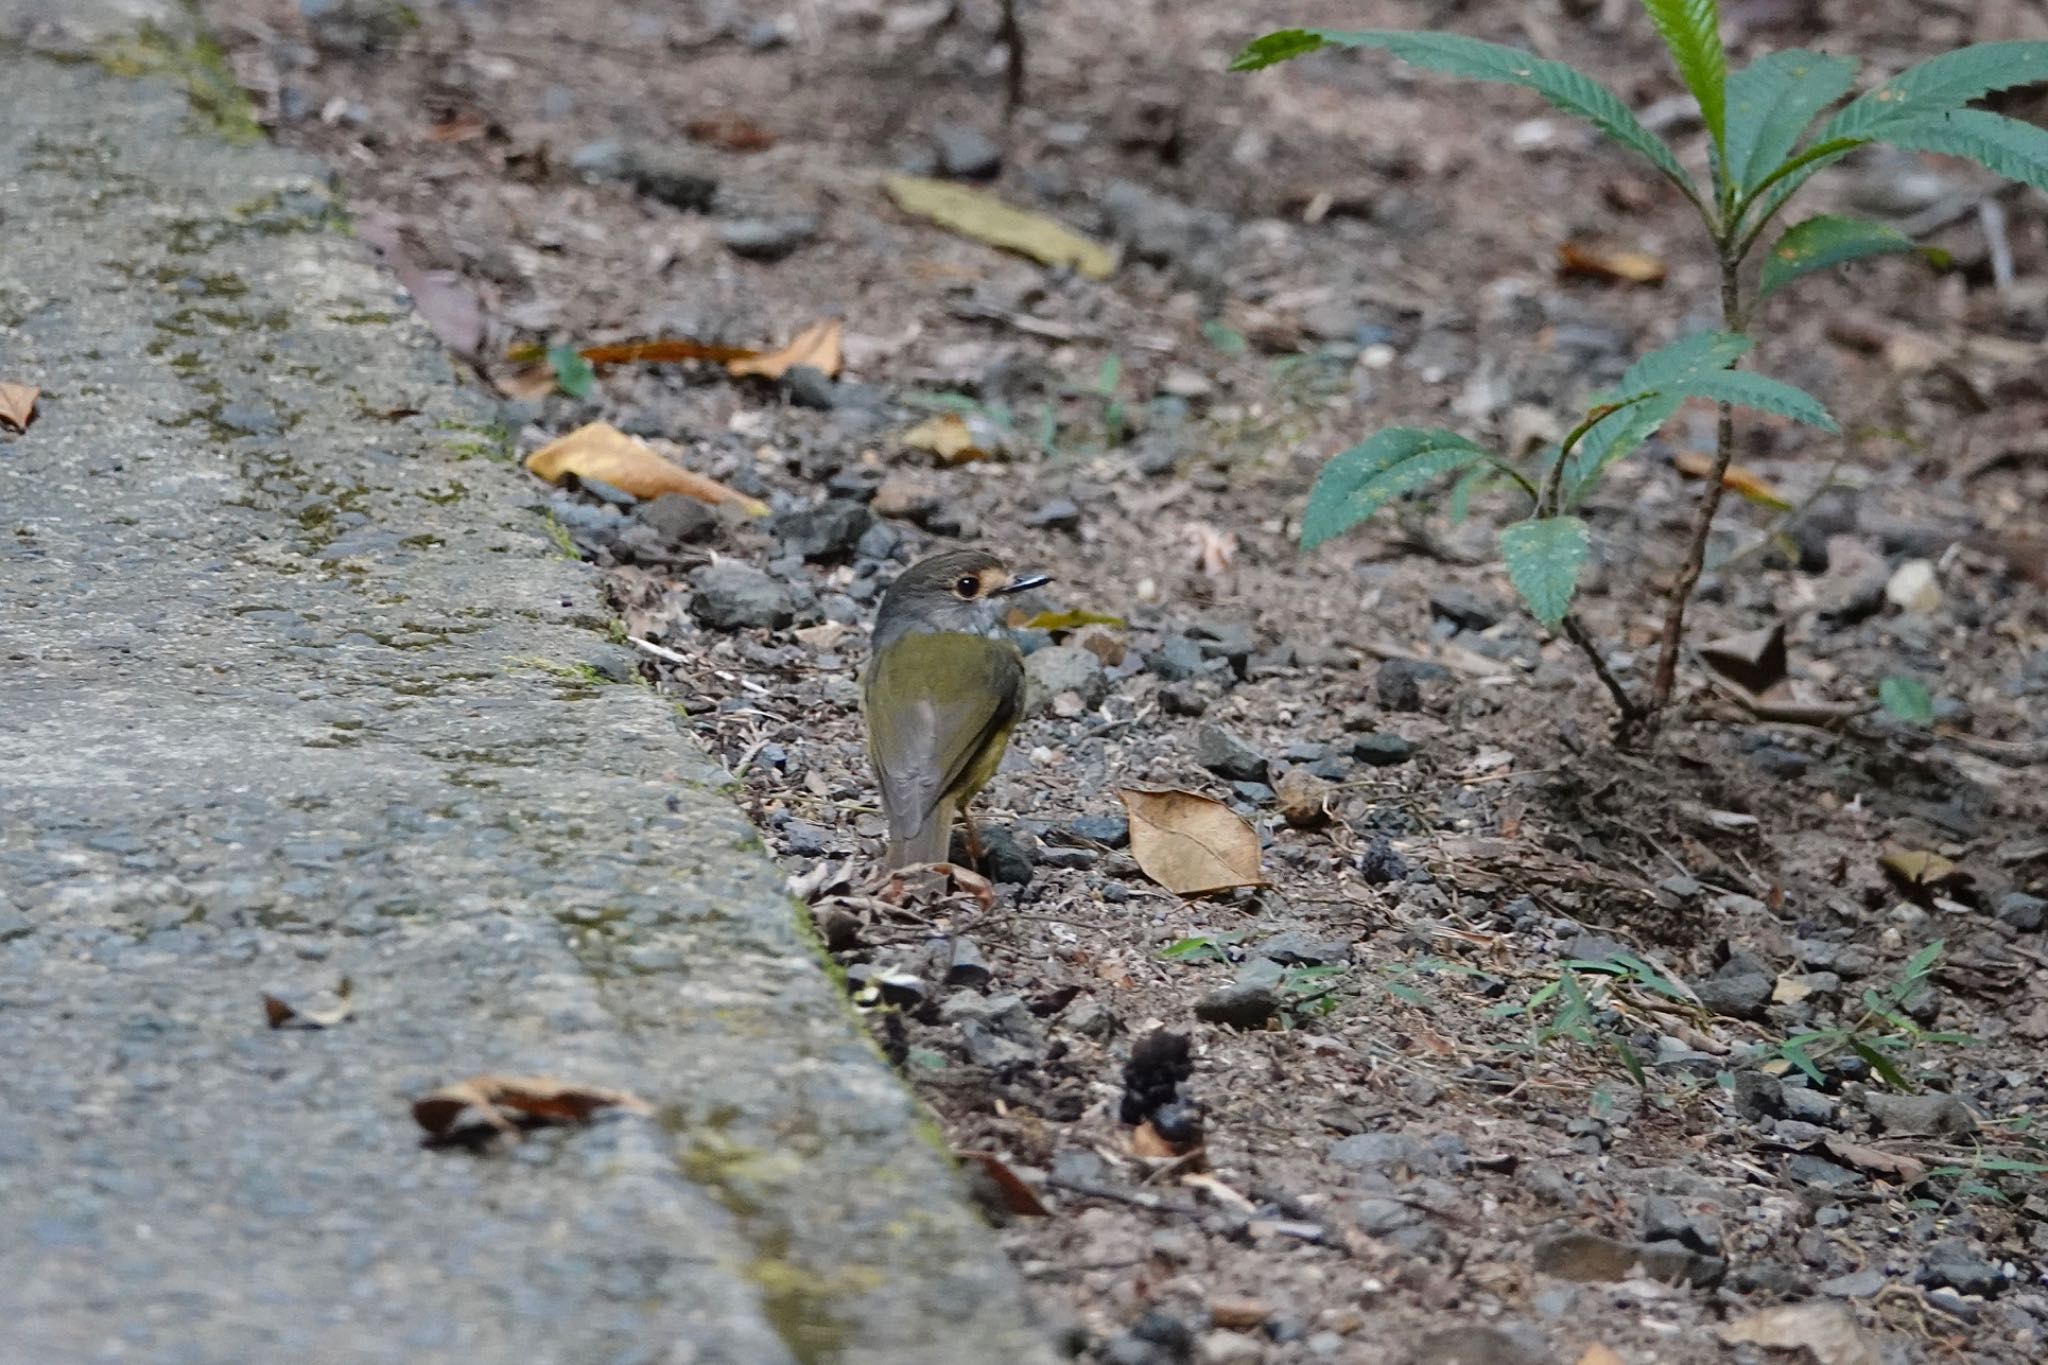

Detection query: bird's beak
xmin=996 ymin=572 xmax=1052 ymax=596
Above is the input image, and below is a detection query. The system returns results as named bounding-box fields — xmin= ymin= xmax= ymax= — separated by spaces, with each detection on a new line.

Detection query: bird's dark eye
xmin=954 ymin=575 xmax=979 ymax=598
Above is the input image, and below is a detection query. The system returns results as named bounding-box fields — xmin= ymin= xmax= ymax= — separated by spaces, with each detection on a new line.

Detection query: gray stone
xmin=1350 ymin=733 xmax=1417 ymax=766
xmin=1920 ymin=1239 xmax=2008 ymax=1297
xmin=1327 ymin=1132 xmax=1423 ymax=1174
xmin=1787 ymin=1155 xmax=1865 ymax=1191
xmin=1061 ymin=815 xmax=1129 ymax=848
xmin=0 ymin=30 xmax=1051 ymax=1363
xmin=1864 ymin=1090 xmax=1977 ymax=1137
xmin=1411 ymin=1325 xmax=1557 ymax=1365
xmin=719 ymin=215 xmax=818 ymax=260
xmin=1193 ymin=984 xmax=1278 ymax=1029
xmin=1377 ymin=658 xmax=1425 ymax=712
xmin=775 ymin=498 xmax=873 ymax=563
xmin=1195 ymin=725 xmax=1268 ymax=783
xmin=1099 ymin=179 xmax=1232 ymax=280
xmin=1024 ymin=496 xmax=1082 ymax=532
xmin=1158 ymin=682 xmax=1208 ymax=716
xmin=1731 ymin=1071 xmax=1785 ymax=1120
xmin=967 ymin=826 xmax=1034 ymax=886
xmin=1144 ymin=635 xmax=1209 ymax=681
xmin=1819 ymin=1267 xmax=1888 ymax=1298
xmin=1781 ymin=1085 xmax=1840 ymax=1126
xmin=570 ymin=139 xmax=718 ymax=210
xmin=1530 ymin=1230 xmax=1724 ymax=1288
xmin=688 ymin=562 xmax=795 ymax=630
xmin=1694 ymin=968 xmax=1772 ymax=1021
xmin=1255 ymin=930 xmax=1351 ymax=966
xmin=216 ymin=398 xmax=286 ymax=435
xmin=1997 ymin=891 xmax=2047 ymax=932
xmin=932 ymin=123 xmax=1002 ymax=179
xmin=1428 ymin=586 xmax=1502 ymax=631
xmin=781 ymin=363 xmax=839 ymax=409
xmin=1022 ymin=644 xmax=1109 ymax=715
xmin=943 ymin=936 xmax=992 ymax=990
xmin=623 ymin=493 xmax=719 ymax=556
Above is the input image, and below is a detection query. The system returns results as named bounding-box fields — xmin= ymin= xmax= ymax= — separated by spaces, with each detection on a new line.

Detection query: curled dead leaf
xmin=1878 ymin=843 xmax=1966 ymax=891
xmin=902 ymin=411 xmax=999 ymax=465
xmin=1118 ymin=788 xmax=1263 ymax=896
xmin=1185 ymin=522 xmax=1237 ymax=576
xmin=1699 ymin=622 xmax=1788 ymax=696
xmin=578 ymin=338 xmax=760 ymax=366
xmin=525 ymin=421 xmax=768 ymax=514
xmin=262 ymin=978 xmax=354 ymax=1029
xmin=0 ymin=381 xmax=39 ymax=433
xmin=726 ymin=318 xmax=842 ymax=381
xmin=957 ymin=1151 xmax=1051 ymax=1216
xmin=1672 ymin=451 xmax=1791 ymax=510
xmin=1129 ymin=1120 xmax=1187 ymax=1159
xmin=1557 ymin=241 xmax=1667 ymax=286
xmin=412 ymin=1075 xmax=652 ymax=1145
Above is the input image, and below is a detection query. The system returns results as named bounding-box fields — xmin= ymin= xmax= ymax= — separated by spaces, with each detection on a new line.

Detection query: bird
xmin=863 ymin=548 xmax=1049 ymax=869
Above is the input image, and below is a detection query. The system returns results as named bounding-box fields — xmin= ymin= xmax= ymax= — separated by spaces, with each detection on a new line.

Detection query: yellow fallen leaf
xmin=884 ymin=175 xmax=1115 ymax=280
xmin=1019 ymin=608 xmax=1127 ymax=632
xmin=1672 ymin=451 xmax=1791 ymax=510
xmin=525 ymin=421 xmax=768 ymax=514
xmin=0 ymin=381 xmax=39 ymax=433
xmin=1557 ymin=241 xmax=1667 ymax=286
xmin=902 ymin=411 xmax=995 ymax=465
xmin=1576 ymin=1347 xmax=1627 ymax=1365
xmin=726 ymin=318 xmax=842 ymax=381
xmin=1118 ymin=788 xmax=1263 ymax=896
xmin=1878 ymin=842 xmax=1964 ymax=889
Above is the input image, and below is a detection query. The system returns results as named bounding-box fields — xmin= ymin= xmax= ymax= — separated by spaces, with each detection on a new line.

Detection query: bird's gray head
xmin=871 ymin=548 xmax=1051 ymax=646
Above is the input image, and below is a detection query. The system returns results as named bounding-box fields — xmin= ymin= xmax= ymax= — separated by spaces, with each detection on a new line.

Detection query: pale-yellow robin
xmin=862 ymin=548 xmax=1049 ymax=869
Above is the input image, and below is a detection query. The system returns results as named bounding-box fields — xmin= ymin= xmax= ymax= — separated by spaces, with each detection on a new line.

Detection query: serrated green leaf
xmin=1562 ymin=393 xmax=1683 ymax=506
xmin=1300 ymin=428 xmax=1488 ymax=549
xmin=1882 ymin=108 xmax=2048 ymax=195
xmin=1725 ymin=50 xmax=1858 ymax=191
xmin=1446 ymin=462 xmax=1497 ymax=523
xmin=1610 ymin=330 xmax=1752 ymax=398
xmin=1500 ymin=516 xmax=1590 ymax=630
xmin=1823 ymin=41 xmax=2048 ymax=142
xmin=1642 ymin=0 xmax=1728 ymax=158
xmin=1232 ymin=28 xmax=1692 ymax=192
xmin=1662 ymin=370 xmax=1839 ymax=431
xmin=547 ymin=343 xmax=595 ymax=399
xmin=1878 ymin=674 xmax=1934 ymax=724
xmin=1229 ymin=29 xmax=1331 ymax=70
xmin=1759 ymin=215 xmax=1930 ymax=300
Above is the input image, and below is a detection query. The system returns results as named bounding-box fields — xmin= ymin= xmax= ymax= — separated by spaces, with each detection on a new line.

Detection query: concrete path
xmin=0 ymin=6 xmax=1051 ymax=1362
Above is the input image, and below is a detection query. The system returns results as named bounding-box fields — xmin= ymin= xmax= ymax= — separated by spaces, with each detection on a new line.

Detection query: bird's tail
xmin=885 ymin=799 xmax=954 ymax=869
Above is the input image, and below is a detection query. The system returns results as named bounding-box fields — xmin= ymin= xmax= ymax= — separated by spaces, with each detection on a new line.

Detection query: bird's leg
xmin=960 ymin=806 xmax=984 ymax=870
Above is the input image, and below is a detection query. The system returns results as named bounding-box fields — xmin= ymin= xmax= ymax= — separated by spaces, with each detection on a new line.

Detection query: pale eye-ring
xmin=954 ymin=575 xmax=980 ymax=598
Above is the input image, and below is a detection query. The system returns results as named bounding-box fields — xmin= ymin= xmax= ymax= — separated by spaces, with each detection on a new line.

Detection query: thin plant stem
xmin=1562 ymin=612 xmax=1644 ymax=732
xmin=1651 ymin=240 xmax=1747 ymax=709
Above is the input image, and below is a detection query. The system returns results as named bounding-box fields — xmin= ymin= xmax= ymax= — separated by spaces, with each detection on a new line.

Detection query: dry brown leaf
xmin=0 ymin=381 xmax=40 ymax=433
xmin=1208 ymin=1298 xmax=1271 ymax=1331
xmin=1129 ymin=1120 xmax=1184 ymax=1159
xmin=1576 ymin=1346 xmax=1627 ymax=1365
xmin=525 ymin=421 xmax=768 ymax=514
xmin=1699 ymin=622 xmax=1788 ymax=695
xmin=1274 ymin=768 xmax=1332 ymax=828
xmin=1879 ymin=843 xmax=1966 ymax=890
xmin=1118 ymin=788 xmax=1263 ymax=896
xmin=359 ymin=215 xmax=484 ymax=360
xmin=492 ymin=364 xmax=557 ymax=400
xmin=1719 ymin=1303 xmax=1880 ymax=1365
xmin=872 ymin=861 xmax=998 ymax=912
xmin=1672 ymin=451 xmax=1791 ymax=510
xmin=1821 ymin=1136 xmax=1928 ymax=1186
xmin=686 ymin=113 xmax=777 ymax=153
xmin=883 ymin=175 xmax=1115 ymax=279
xmin=957 ymin=1151 xmax=1051 ymax=1216
xmin=726 ymin=318 xmax=842 ymax=381
xmin=578 ymin=338 xmax=759 ymax=366
xmin=1185 ymin=522 xmax=1237 ymax=576
xmin=1557 ymin=241 xmax=1667 ymax=285
xmin=424 ymin=109 xmax=489 ymax=143
xmin=902 ymin=411 xmax=997 ymax=465
xmin=412 ymin=1075 xmax=652 ymax=1144
xmin=262 ymin=978 xmax=354 ymax=1029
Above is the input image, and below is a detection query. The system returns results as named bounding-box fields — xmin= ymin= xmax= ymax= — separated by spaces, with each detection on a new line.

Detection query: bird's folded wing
xmin=865 ymin=633 xmax=1020 ymax=836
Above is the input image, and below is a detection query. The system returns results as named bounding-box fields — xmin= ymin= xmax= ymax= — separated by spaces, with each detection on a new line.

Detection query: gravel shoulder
xmin=0 ymin=7 xmax=1052 ymax=1362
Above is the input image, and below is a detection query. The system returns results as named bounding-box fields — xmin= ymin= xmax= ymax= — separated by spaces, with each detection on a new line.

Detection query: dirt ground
xmin=202 ymin=1 xmax=2048 ymax=1360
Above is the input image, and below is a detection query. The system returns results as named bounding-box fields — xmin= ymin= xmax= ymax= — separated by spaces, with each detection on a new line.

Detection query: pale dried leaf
xmin=525 ymin=421 xmax=768 ymax=514
xmin=412 ymin=1075 xmax=652 ymax=1144
xmin=1719 ymin=1303 xmax=1880 ymax=1365
xmin=262 ymin=978 xmax=354 ymax=1030
xmin=1821 ymin=1136 xmax=1928 ymax=1186
xmin=1558 ymin=241 xmax=1667 ymax=285
xmin=902 ymin=411 xmax=998 ymax=464
xmin=1185 ymin=522 xmax=1237 ymax=576
xmin=1878 ymin=843 xmax=1965 ymax=889
xmin=1672 ymin=451 xmax=1790 ymax=509
xmin=1118 ymin=788 xmax=1263 ymax=896
xmin=726 ymin=318 xmax=842 ymax=381
xmin=1576 ymin=1347 xmax=1628 ymax=1365
xmin=0 ymin=381 xmax=39 ymax=433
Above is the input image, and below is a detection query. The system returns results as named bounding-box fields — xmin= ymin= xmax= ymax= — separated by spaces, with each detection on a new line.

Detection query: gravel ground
xmin=170 ymin=0 xmax=2048 ymax=1361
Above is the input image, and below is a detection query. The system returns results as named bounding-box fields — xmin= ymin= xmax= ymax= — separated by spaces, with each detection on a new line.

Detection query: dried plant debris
xmin=261 ymin=978 xmax=354 ymax=1029
xmin=411 ymin=1075 xmax=652 ymax=1147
